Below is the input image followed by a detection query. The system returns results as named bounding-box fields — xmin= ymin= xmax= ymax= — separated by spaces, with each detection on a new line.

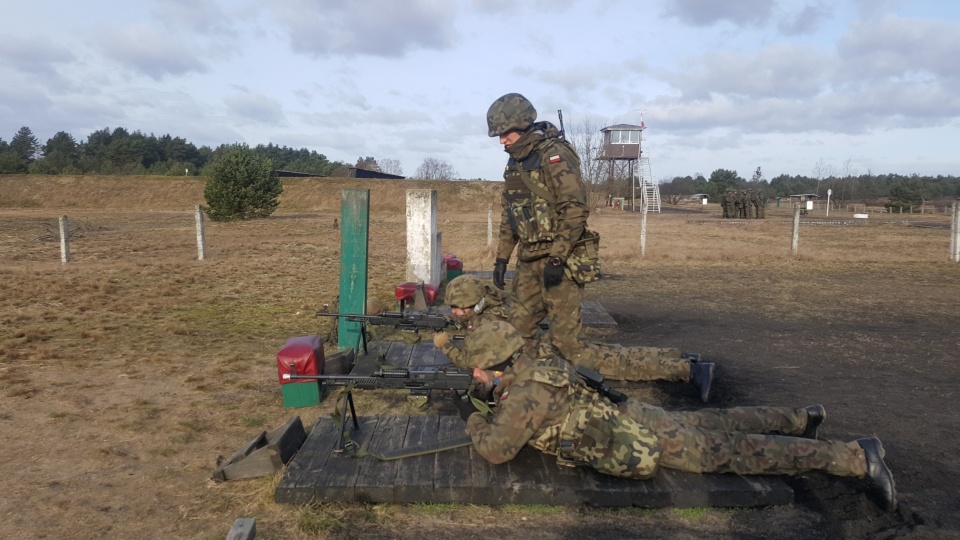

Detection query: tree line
xmin=0 ymin=125 xmax=463 ymax=180
xmin=658 ymin=167 xmax=960 ymax=210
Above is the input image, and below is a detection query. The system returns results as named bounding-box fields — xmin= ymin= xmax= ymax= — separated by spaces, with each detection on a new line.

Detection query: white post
xmin=406 ymin=189 xmax=441 ymax=285
xmin=951 ymin=202 xmax=959 ymax=263
xmin=791 ymin=205 xmax=801 ymax=254
xmin=59 ymin=215 xmax=70 ymax=264
xmin=487 ymin=203 xmax=493 ymax=246
xmin=826 ymin=188 xmax=832 ymax=217
xmin=640 ymin=205 xmax=648 ymax=257
xmin=195 ymin=205 xmax=206 ymax=261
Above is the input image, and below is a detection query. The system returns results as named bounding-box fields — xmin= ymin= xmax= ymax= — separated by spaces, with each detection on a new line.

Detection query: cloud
xmin=151 ymin=0 xmax=237 ymax=35
xmin=95 ymin=24 xmax=208 ymax=80
xmin=268 ymin=0 xmax=457 ymax=58
xmin=658 ymin=44 xmax=832 ymax=100
xmin=778 ymin=4 xmax=831 ymax=36
xmin=224 ymin=92 xmax=288 ymax=126
xmin=661 ymin=0 xmax=774 ymax=27
xmin=0 ymin=36 xmax=74 ymax=79
xmin=838 ymin=15 xmax=960 ymax=82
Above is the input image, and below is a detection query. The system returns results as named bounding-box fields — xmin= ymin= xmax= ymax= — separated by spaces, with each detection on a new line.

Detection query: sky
xmin=2 ymin=0 xmax=959 ymax=181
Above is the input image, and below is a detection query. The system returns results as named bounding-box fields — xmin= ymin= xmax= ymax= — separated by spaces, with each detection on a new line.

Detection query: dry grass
xmin=0 ymin=175 xmax=958 ymax=538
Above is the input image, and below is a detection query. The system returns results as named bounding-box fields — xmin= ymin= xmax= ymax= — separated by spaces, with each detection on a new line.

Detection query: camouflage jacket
xmin=497 ymin=122 xmax=589 ymax=262
xmin=440 ymin=297 xmax=511 ymax=368
xmin=465 ymin=354 xmax=661 ymax=478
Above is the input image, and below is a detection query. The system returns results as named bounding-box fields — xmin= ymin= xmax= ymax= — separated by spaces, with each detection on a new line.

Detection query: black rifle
xmin=316 ymin=309 xmax=454 ymax=354
xmin=575 ymin=365 xmax=628 ymax=404
xmin=558 ymin=109 xmax=566 ymax=140
xmin=284 ymin=365 xmax=475 ymax=451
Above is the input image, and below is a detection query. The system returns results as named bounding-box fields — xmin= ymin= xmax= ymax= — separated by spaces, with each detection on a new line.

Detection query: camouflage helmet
xmin=486 ymin=93 xmax=537 ymax=137
xmin=464 ymin=321 xmax=525 ymax=369
xmin=445 ymin=275 xmax=484 ymax=308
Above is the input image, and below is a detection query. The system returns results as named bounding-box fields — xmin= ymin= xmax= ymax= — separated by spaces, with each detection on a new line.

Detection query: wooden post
xmin=338 ymin=189 xmax=370 ymax=351
xmin=640 ymin=205 xmax=648 ymax=257
xmin=791 ymin=205 xmax=801 ymax=255
xmin=951 ymin=202 xmax=959 ymax=263
xmin=195 ymin=205 xmax=206 ymax=261
xmin=405 ymin=190 xmax=440 ymax=285
xmin=59 ymin=215 xmax=70 ymax=264
xmin=487 ymin=203 xmax=493 ymax=246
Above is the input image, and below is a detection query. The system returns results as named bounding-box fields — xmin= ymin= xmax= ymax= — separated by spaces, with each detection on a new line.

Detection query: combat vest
xmin=502 ymin=135 xmax=572 ymax=260
xmin=520 ymin=358 xmax=662 ymax=479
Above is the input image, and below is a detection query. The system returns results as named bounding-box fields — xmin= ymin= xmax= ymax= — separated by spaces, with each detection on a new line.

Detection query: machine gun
xmin=284 ymin=365 xmax=475 ymax=451
xmin=316 ymin=308 xmax=454 ymax=354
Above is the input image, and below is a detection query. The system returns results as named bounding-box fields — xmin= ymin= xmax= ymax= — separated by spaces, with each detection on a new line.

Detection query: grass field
xmin=1 ymin=175 xmax=958 ymax=539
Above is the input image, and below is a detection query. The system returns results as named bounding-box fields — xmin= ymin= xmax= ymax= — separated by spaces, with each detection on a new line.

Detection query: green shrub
xmin=203 ymin=144 xmax=281 ymax=221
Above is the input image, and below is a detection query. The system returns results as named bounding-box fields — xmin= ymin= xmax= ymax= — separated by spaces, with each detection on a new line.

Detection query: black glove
xmin=452 ymin=395 xmax=477 ymax=422
xmin=492 ymin=258 xmax=509 ymax=290
xmin=543 ymin=257 xmax=565 ymax=289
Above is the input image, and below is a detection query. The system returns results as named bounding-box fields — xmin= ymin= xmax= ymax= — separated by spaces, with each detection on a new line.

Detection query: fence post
xmin=59 ymin=215 xmax=70 ymax=264
xmin=640 ymin=205 xmax=648 ymax=257
xmin=195 ymin=205 xmax=206 ymax=261
xmin=951 ymin=202 xmax=959 ymax=263
xmin=791 ymin=205 xmax=801 ymax=255
xmin=487 ymin=203 xmax=493 ymax=246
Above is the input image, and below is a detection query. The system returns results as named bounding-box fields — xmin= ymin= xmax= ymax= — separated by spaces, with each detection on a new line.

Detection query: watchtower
xmin=598 ymin=120 xmax=660 ymax=212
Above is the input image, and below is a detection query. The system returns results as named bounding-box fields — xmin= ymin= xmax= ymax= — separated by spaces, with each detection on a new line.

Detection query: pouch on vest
xmin=564 ymin=229 xmax=601 ymax=284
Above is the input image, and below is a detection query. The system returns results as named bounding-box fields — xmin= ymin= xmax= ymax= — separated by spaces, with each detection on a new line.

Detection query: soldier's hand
xmin=543 ymin=257 xmax=565 ymax=289
xmin=432 ymin=331 xmax=450 ymax=349
xmin=493 ymin=258 xmax=509 ymax=290
xmin=451 ymin=394 xmax=477 ymax=422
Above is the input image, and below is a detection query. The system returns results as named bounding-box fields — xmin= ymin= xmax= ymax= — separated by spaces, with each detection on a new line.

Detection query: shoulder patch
xmin=548 ymin=155 xmax=561 ymax=163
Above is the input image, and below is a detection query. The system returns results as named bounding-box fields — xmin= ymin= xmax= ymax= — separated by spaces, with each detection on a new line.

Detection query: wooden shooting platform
xmin=275 ymin=414 xmax=793 ymax=507
xmin=274 ymin=300 xmax=794 ymax=508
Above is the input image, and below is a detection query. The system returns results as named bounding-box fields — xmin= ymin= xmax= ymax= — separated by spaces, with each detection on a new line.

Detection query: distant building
xmin=788 ymin=193 xmax=820 ymax=201
xmin=329 ymin=167 xmax=406 ymax=180
xmin=276 ymin=170 xmax=323 ymax=178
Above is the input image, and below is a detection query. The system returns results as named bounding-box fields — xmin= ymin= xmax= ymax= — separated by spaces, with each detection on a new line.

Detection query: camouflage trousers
xmin=510 ymin=257 xmax=583 ymax=361
xmin=624 ymin=401 xmax=868 ymax=477
xmin=573 ymin=341 xmax=689 ymax=382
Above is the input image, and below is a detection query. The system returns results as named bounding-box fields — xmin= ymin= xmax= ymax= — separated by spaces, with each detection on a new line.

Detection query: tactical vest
xmin=521 ymin=358 xmax=662 ymax=479
xmin=502 ymin=137 xmax=571 ymax=259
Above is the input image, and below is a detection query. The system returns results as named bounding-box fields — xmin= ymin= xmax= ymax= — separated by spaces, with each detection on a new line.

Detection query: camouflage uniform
xmin=748 ymin=189 xmax=758 ymax=218
xmin=488 ymin=93 xmax=591 ymax=362
xmin=459 ymin=321 xmax=896 ymax=511
xmin=437 ymin=275 xmax=693 ymax=385
xmin=757 ymin=191 xmax=766 ymax=219
xmin=733 ymin=190 xmax=743 ymax=219
xmin=720 ymin=190 xmax=731 ymax=218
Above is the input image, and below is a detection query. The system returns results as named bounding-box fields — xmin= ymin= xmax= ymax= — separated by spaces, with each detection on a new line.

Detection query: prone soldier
xmin=434 ymin=275 xmax=715 ymax=402
xmin=450 ymin=321 xmax=897 ymax=513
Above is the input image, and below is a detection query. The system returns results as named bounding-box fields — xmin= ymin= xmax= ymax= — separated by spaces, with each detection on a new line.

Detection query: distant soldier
xmin=451 ymin=321 xmax=897 ymax=513
xmin=720 ymin=189 xmax=731 ymax=218
xmin=733 ymin=190 xmax=743 ymax=219
xmin=748 ymin=189 xmax=758 ymax=219
xmin=434 ymin=275 xmax=715 ymax=402
xmin=739 ymin=191 xmax=749 ymax=218
xmin=757 ymin=191 xmax=767 ymax=219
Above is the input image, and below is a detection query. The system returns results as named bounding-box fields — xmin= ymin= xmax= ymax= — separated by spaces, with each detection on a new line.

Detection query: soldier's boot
xmin=800 ymin=404 xmax=826 ymax=439
xmin=689 ymin=361 xmax=715 ymax=403
xmin=858 ymin=437 xmax=897 ymax=512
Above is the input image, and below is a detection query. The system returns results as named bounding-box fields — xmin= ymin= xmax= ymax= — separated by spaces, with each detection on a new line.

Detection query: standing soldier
xmin=748 ymin=189 xmax=758 ymax=219
xmin=739 ymin=190 xmax=749 ymax=218
xmin=720 ymin=189 xmax=730 ymax=218
xmin=757 ymin=190 xmax=767 ymax=219
xmin=733 ymin=189 xmax=743 ymax=219
xmin=486 ymin=93 xmax=598 ymax=363
xmin=434 ymin=275 xmax=715 ymax=402
xmin=451 ymin=321 xmax=897 ymax=513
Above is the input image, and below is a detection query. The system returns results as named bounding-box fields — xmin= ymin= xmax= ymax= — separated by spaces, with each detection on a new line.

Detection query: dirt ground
xmin=2 ymin=176 xmax=959 ymax=539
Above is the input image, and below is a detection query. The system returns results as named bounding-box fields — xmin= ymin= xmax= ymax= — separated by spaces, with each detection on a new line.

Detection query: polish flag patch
xmin=548 ymin=155 xmax=562 ymax=163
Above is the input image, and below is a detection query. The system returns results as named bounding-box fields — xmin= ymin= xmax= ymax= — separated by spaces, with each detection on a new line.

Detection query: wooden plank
xmin=226 ymin=517 xmax=256 ymax=540
xmin=410 ymin=341 xmax=441 ymax=367
xmin=382 ymin=341 xmax=414 ymax=368
xmin=353 ymin=415 xmax=410 ymax=503
xmin=433 ymin=415 xmax=475 ymax=502
xmin=337 ymin=188 xmax=369 ymax=350
xmin=309 ymin=416 xmax=379 ymax=502
xmin=393 ymin=415 xmax=441 ymax=503
xmin=275 ymin=416 xmax=340 ymax=504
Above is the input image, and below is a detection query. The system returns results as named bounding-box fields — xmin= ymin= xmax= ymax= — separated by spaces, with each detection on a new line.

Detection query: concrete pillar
xmin=406 ymin=189 xmax=441 ymax=285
